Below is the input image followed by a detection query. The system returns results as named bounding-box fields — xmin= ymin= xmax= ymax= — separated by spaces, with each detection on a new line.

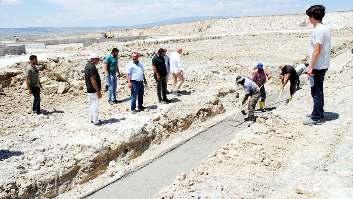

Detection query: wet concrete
xmin=87 ymin=92 xmax=281 ymax=199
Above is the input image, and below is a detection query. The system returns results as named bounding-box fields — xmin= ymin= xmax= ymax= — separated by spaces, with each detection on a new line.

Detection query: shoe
xmin=109 ymin=101 xmax=114 ymax=105
xmin=93 ymin=120 xmax=102 ymax=126
xmin=131 ymin=110 xmax=138 ymax=114
xmin=303 ymin=118 xmax=322 ymax=126
xmin=160 ymin=101 xmax=169 ymax=104
xmin=244 ymin=116 xmax=256 ymax=122
xmin=138 ymin=106 xmax=146 ymax=111
xmin=306 ymin=114 xmax=312 ymax=118
xmin=113 ymin=100 xmax=119 ymax=104
xmin=164 ymin=99 xmax=172 ymax=103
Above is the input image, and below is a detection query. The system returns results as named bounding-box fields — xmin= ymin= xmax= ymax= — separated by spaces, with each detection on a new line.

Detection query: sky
xmin=0 ymin=0 xmax=353 ymax=28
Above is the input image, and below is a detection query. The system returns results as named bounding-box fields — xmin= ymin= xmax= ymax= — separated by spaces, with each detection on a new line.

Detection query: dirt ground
xmin=0 ymin=11 xmax=353 ymax=198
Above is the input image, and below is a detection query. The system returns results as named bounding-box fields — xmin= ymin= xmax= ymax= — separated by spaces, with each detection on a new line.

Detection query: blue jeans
xmin=311 ymin=69 xmax=327 ymax=120
xmin=131 ymin=81 xmax=144 ymax=110
xmin=107 ymin=74 xmax=117 ymax=102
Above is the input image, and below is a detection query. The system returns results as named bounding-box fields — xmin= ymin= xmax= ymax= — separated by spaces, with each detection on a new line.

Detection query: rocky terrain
xmin=156 ymin=50 xmax=353 ymax=198
xmin=0 ymin=11 xmax=352 ymax=198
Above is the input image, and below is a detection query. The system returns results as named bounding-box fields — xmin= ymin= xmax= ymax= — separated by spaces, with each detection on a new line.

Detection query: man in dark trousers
xmin=126 ymin=52 xmax=147 ymax=114
xmin=152 ymin=48 xmax=171 ymax=104
xmin=304 ymin=5 xmax=331 ymax=125
xmin=26 ymin=55 xmax=42 ymax=115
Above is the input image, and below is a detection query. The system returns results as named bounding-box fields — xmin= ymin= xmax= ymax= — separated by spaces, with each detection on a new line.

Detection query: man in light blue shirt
xmin=236 ymin=75 xmax=260 ymax=122
xmin=104 ymin=48 xmax=120 ymax=105
xmin=126 ymin=52 xmax=147 ymax=114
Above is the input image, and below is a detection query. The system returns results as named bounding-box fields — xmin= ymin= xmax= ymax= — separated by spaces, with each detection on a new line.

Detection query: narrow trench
xmin=86 ymin=91 xmax=282 ymax=199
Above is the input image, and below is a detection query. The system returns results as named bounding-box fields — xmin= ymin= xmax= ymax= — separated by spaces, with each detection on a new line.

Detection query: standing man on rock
xmin=26 ymin=55 xmax=42 ymax=115
xmin=236 ymin=76 xmax=261 ymax=122
xmin=170 ymin=48 xmax=185 ymax=95
xmin=252 ymin=63 xmax=271 ymax=111
xmin=126 ymin=52 xmax=147 ymax=114
xmin=304 ymin=5 xmax=331 ymax=125
xmin=104 ymin=48 xmax=120 ymax=105
xmin=85 ymin=54 xmax=102 ymax=125
xmin=152 ymin=48 xmax=171 ymax=104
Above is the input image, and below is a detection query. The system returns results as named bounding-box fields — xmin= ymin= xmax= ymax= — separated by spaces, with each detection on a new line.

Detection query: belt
xmin=131 ymin=80 xmax=143 ymax=82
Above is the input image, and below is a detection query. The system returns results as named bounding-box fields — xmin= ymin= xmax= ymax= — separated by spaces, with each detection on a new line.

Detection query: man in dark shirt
xmin=26 ymin=55 xmax=42 ymax=115
xmin=280 ymin=65 xmax=300 ymax=101
xmin=152 ymin=48 xmax=170 ymax=104
xmin=85 ymin=54 xmax=102 ymax=125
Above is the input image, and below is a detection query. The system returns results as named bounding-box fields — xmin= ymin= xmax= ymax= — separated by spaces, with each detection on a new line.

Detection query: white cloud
xmin=0 ymin=0 xmax=22 ymax=5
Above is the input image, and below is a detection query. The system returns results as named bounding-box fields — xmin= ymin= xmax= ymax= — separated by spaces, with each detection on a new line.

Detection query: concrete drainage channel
xmin=85 ymin=92 xmax=284 ymax=199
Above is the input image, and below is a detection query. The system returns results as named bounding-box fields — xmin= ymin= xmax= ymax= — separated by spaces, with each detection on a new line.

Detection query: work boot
xmin=259 ymin=101 xmax=266 ymax=112
xmin=244 ymin=116 xmax=256 ymax=122
xmin=303 ymin=118 xmax=322 ymax=126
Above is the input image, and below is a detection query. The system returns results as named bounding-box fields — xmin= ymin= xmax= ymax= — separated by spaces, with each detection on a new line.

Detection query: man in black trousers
xmin=152 ymin=48 xmax=171 ymax=104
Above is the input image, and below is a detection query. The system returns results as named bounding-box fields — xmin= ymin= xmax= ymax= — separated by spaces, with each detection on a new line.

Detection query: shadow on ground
xmin=0 ymin=150 xmax=23 ymax=161
xmin=42 ymin=109 xmax=65 ymax=116
xmin=323 ymin=112 xmax=340 ymax=122
xmin=101 ymin=117 xmax=126 ymax=125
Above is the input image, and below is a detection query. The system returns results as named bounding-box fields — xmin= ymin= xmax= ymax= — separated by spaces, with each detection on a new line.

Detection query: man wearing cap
xmin=126 ymin=52 xmax=147 ymax=114
xmin=85 ymin=54 xmax=102 ymax=125
xmin=152 ymin=48 xmax=171 ymax=104
xmin=236 ymin=76 xmax=261 ymax=122
xmin=104 ymin=48 xmax=120 ymax=105
xmin=252 ymin=63 xmax=271 ymax=111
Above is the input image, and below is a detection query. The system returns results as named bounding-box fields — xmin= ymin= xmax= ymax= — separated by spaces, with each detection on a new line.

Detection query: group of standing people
xmin=83 ymin=48 xmax=185 ymax=125
xmin=236 ymin=4 xmax=331 ymax=126
xmin=26 ymin=5 xmax=331 ymax=127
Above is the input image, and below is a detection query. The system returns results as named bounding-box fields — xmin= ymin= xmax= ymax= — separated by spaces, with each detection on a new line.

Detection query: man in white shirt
xmin=236 ymin=76 xmax=261 ymax=122
xmin=169 ymin=48 xmax=185 ymax=94
xmin=126 ymin=52 xmax=147 ymax=114
xmin=304 ymin=5 xmax=331 ymax=126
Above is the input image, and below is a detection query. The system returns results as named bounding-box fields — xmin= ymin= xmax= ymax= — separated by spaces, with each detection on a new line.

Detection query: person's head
xmin=236 ymin=76 xmax=245 ymax=85
xmin=131 ymin=52 xmax=140 ymax=64
xmin=111 ymin=48 xmax=119 ymax=58
xmin=29 ymin=55 xmax=38 ymax=65
xmin=89 ymin=53 xmax=100 ymax=65
xmin=306 ymin=5 xmax=326 ymax=25
xmin=158 ymin=48 xmax=166 ymax=56
xmin=177 ymin=48 xmax=183 ymax=54
xmin=256 ymin=63 xmax=264 ymax=71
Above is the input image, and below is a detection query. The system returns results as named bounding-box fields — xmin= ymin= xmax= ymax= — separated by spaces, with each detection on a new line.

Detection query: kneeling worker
xmin=236 ymin=76 xmax=261 ymax=122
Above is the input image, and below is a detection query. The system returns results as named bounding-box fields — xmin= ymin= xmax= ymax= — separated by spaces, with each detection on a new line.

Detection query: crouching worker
xmin=252 ymin=63 xmax=271 ymax=111
xmin=85 ymin=54 xmax=102 ymax=125
xmin=280 ymin=65 xmax=300 ymax=102
xmin=236 ymin=76 xmax=261 ymax=122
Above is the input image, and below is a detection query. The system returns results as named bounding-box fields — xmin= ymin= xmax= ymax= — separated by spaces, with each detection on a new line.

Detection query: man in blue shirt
xmin=104 ymin=48 xmax=120 ymax=105
xmin=126 ymin=52 xmax=147 ymax=114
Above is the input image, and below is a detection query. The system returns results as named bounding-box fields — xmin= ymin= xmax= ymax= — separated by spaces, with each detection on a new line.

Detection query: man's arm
xmin=152 ymin=64 xmax=160 ymax=80
xmin=143 ymin=74 xmax=147 ymax=85
xmin=103 ymin=62 xmax=109 ymax=76
xmin=90 ymin=75 xmax=102 ymax=98
xmin=282 ymin=74 xmax=290 ymax=88
xmin=308 ymin=43 xmax=321 ymax=75
xmin=242 ymin=94 xmax=250 ymax=105
xmin=26 ymin=76 xmax=32 ymax=94
xmin=126 ymin=74 xmax=132 ymax=89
